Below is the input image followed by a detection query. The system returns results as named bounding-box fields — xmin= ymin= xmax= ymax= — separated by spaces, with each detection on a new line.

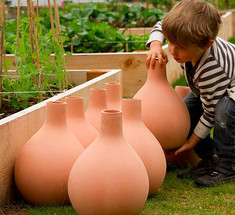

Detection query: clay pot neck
xmin=88 ymin=89 xmax=107 ymax=109
xmin=147 ymin=60 xmax=167 ymax=82
xmin=99 ymin=110 xmax=123 ymax=138
xmin=122 ymin=99 xmax=141 ymax=120
xmin=66 ymin=97 xmax=85 ymax=119
xmin=44 ymin=101 xmax=67 ymax=127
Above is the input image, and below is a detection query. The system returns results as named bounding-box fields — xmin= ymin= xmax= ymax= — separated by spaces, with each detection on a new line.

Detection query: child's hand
xmin=146 ymin=41 xmax=168 ymax=69
xmin=175 ymin=133 xmax=201 ymax=155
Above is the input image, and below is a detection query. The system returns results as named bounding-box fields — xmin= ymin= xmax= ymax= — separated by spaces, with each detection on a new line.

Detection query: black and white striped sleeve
xmin=194 ymin=61 xmax=230 ymax=138
xmin=146 ymin=20 xmax=165 ymax=48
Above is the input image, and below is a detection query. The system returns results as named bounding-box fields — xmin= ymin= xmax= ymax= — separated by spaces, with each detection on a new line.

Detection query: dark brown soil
xmin=0 ymin=103 xmax=24 ymax=120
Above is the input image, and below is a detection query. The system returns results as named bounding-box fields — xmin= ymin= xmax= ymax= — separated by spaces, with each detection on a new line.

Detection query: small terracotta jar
xmin=175 ymin=86 xmax=191 ymax=99
xmin=105 ymin=82 xmax=122 ymax=110
xmin=122 ymin=98 xmax=166 ymax=196
xmin=68 ymin=110 xmax=149 ymax=215
xmin=85 ymin=88 xmax=107 ymax=131
xmin=134 ymin=60 xmax=190 ymax=150
xmin=65 ymin=96 xmax=98 ymax=149
xmin=14 ymin=101 xmax=84 ymax=205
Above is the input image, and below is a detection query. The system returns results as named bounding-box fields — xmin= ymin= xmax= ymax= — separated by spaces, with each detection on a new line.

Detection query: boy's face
xmin=168 ymin=41 xmax=204 ymax=64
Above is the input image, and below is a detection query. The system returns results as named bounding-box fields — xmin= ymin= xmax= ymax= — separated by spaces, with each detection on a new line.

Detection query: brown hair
xmin=162 ymin=0 xmax=221 ymax=49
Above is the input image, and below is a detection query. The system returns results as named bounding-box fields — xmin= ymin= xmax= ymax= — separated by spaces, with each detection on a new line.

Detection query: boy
xmin=146 ymin=0 xmax=235 ymax=186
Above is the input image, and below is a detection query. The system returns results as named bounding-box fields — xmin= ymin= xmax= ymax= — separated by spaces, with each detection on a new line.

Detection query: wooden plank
xmin=0 ymin=69 xmax=121 ymax=205
xmin=118 ymin=27 xmax=152 ymax=35
xmin=218 ymin=11 xmax=233 ymax=41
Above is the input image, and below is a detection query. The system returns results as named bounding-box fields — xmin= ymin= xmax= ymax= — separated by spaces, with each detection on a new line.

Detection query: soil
xmin=0 ymin=202 xmax=30 ymax=215
xmin=0 ymin=102 xmax=24 ymax=120
xmin=0 ymin=96 xmax=50 ymax=120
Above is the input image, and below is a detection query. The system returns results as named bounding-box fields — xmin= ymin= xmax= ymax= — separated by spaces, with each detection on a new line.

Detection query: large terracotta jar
xmin=68 ymin=110 xmax=149 ymax=215
xmin=85 ymin=88 xmax=107 ymax=131
xmin=14 ymin=101 xmax=84 ymax=205
xmin=105 ymin=82 xmax=122 ymax=110
xmin=134 ymin=60 xmax=190 ymax=150
xmin=65 ymin=96 xmax=98 ymax=149
xmin=164 ymin=86 xmax=200 ymax=166
xmin=122 ymin=98 xmax=166 ymax=196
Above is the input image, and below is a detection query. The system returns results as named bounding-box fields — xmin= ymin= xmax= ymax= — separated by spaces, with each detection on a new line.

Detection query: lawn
xmin=1 ymin=166 xmax=234 ymax=215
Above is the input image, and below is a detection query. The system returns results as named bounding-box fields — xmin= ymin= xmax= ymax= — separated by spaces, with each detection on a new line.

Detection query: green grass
xmin=171 ymin=74 xmax=187 ymax=89
xmin=229 ymin=35 xmax=235 ymax=44
xmin=140 ymin=170 xmax=235 ymax=215
xmin=23 ymin=170 xmax=235 ymax=215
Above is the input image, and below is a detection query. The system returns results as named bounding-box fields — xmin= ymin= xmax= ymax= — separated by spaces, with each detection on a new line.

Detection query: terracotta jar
xmin=85 ymin=88 xmax=107 ymax=131
xmin=68 ymin=110 xmax=149 ymax=215
xmin=164 ymin=86 xmax=200 ymax=166
xmin=134 ymin=60 xmax=190 ymax=150
xmin=14 ymin=101 xmax=84 ymax=205
xmin=65 ymin=96 xmax=98 ymax=149
xmin=105 ymin=82 xmax=122 ymax=110
xmin=122 ymin=98 xmax=166 ymax=196
xmin=175 ymin=86 xmax=191 ymax=99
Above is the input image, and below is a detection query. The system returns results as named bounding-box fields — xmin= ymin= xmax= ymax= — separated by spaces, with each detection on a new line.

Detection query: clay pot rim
xmin=90 ymin=88 xmax=106 ymax=92
xmin=101 ymin=109 xmax=122 ymax=115
xmin=47 ymin=101 xmax=66 ymax=105
xmin=105 ymin=82 xmax=120 ymax=85
xmin=175 ymin=86 xmax=190 ymax=89
xmin=65 ymin=96 xmax=83 ymax=100
xmin=122 ymin=98 xmax=140 ymax=102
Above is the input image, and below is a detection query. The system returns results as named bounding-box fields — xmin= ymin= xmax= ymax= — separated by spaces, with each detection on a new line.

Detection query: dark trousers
xmin=184 ymin=92 xmax=235 ymax=174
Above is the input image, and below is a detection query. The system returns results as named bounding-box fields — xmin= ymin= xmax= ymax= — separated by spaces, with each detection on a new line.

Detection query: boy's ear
xmin=203 ymin=40 xmax=214 ymax=51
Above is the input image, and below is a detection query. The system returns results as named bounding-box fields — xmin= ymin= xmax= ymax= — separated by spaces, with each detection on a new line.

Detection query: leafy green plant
xmin=1 ymin=15 xmax=69 ymax=110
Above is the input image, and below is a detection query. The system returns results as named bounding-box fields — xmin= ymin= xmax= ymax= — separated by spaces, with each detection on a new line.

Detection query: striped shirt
xmin=147 ymin=21 xmax=235 ymax=139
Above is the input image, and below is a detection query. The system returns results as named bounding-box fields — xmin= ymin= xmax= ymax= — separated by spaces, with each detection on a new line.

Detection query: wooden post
xmin=17 ymin=0 xmax=20 ymax=48
xmin=53 ymin=0 xmax=68 ymax=88
xmin=223 ymin=0 xmax=226 ymax=9
xmin=27 ymin=0 xmax=36 ymax=84
xmin=36 ymin=0 xmax=39 ymax=39
xmin=0 ymin=0 xmax=5 ymax=109
xmin=53 ymin=0 xmax=60 ymax=45
xmin=146 ymin=0 xmax=149 ymax=9
xmin=48 ymin=0 xmax=55 ymax=40
xmin=31 ymin=1 xmax=42 ymax=101
xmin=216 ymin=0 xmax=219 ymax=9
xmin=27 ymin=0 xmax=34 ymax=59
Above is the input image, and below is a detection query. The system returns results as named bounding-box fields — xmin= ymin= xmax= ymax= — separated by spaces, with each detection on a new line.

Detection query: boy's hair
xmin=162 ymin=0 xmax=221 ymax=49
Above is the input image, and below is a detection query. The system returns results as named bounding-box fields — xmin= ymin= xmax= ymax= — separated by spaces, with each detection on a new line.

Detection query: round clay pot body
xmin=66 ymin=96 xmax=98 ymax=149
xmin=175 ymin=86 xmax=191 ymax=99
xmin=85 ymin=88 xmax=107 ymax=131
xmin=134 ymin=61 xmax=190 ymax=150
xmin=68 ymin=110 xmax=149 ymax=215
xmin=14 ymin=101 xmax=84 ymax=205
xmin=164 ymin=86 xmax=200 ymax=166
xmin=122 ymin=99 xmax=166 ymax=196
xmin=105 ymin=82 xmax=122 ymax=110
